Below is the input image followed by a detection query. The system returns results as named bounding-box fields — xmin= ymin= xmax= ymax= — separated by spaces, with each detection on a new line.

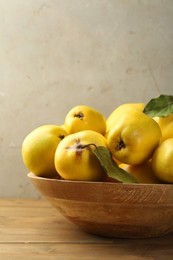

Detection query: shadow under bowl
xmin=28 ymin=173 xmax=173 ymax=239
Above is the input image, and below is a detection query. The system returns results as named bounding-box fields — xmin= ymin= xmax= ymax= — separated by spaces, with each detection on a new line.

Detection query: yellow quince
xmin=106 ymin=111 xmax=161 ymax=165
xmin=153 ymin=114 xmax=173 ymax=141
xmin=64 ymin=105 xmax=106 ymax=135
xmin=119 ymin=161 xmax=161 ymax=184
xmin=152 ymin=138 xmax=173 ymax=183
xmin=22 ymin=125 xmax=68 ymax=177
xmin=54 ymin=130 xmax=107 ymax=181
xmin=106 ymin=103 xmax=145 ymax=136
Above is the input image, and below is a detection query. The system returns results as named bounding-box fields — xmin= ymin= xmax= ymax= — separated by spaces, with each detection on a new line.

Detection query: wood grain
xmin=0 ymin=199 xmax=173 ymax=259
xmin=28 ymin=174 xmax=173 ymax=238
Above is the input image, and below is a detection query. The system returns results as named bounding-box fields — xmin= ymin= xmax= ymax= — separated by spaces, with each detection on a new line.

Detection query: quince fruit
xmin=64 ymin=105 xmax=106 ymax=135
xmin=54 ymin=130 xmax=107 ymax=181
xmin=106 ymin=103 xmax=145 ymax=136
xmin=22 ymin=125 xmax=67 ymax=177
xmin=151 ymin=138 xmax=173 ymax=183
xmin=119 ymin=161 xmax=161 ymax=184
xmin=153 ymin=114 xmax=173 ymax=141
xmin=106 ymin=111 xmax=161 ymax=165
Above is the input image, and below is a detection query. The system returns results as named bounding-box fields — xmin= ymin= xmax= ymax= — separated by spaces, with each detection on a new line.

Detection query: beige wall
xmin=1 ymin=0 xmax=173 ymax=198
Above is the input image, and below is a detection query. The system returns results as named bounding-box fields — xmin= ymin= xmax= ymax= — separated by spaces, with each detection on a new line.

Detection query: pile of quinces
xmin=22 ymin=95 xmax=173 ymax=184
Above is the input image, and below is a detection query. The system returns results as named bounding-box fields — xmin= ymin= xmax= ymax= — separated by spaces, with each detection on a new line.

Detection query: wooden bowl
xmin=28 ymin=173 xmax=173 ymax=238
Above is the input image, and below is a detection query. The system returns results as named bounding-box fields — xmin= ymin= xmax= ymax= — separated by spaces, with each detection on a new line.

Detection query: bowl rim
xmin=27 ymin=172 xmax=173 ymax=188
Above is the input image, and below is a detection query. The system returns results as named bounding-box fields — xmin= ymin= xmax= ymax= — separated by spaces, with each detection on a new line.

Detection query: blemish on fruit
xmin=59 ymin=135 xmax=65 ymax=140
xmin=116 ymin=140 xmax=126 ymax=151
xmin=74 ymin=112 xmax=84 ymax=120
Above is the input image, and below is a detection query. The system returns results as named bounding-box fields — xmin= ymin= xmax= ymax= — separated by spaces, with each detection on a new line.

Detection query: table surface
xmin=0 ymin=198 xmax=173 ymax=260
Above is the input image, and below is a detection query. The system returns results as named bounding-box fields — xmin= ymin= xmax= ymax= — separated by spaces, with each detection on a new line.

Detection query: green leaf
xmin=92 ymin=146 xmax=138 ymax=184
xmin=143 ymin=94 xmax=173 ymax=117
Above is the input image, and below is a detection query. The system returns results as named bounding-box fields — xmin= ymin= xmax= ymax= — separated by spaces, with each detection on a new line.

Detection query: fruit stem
xmin=76 ymin=143 xmax=97 ymax=150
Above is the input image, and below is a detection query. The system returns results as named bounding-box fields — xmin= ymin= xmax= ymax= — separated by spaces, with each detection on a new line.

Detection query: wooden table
xmin=0 ymin=199 xmax=173 ymax=259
